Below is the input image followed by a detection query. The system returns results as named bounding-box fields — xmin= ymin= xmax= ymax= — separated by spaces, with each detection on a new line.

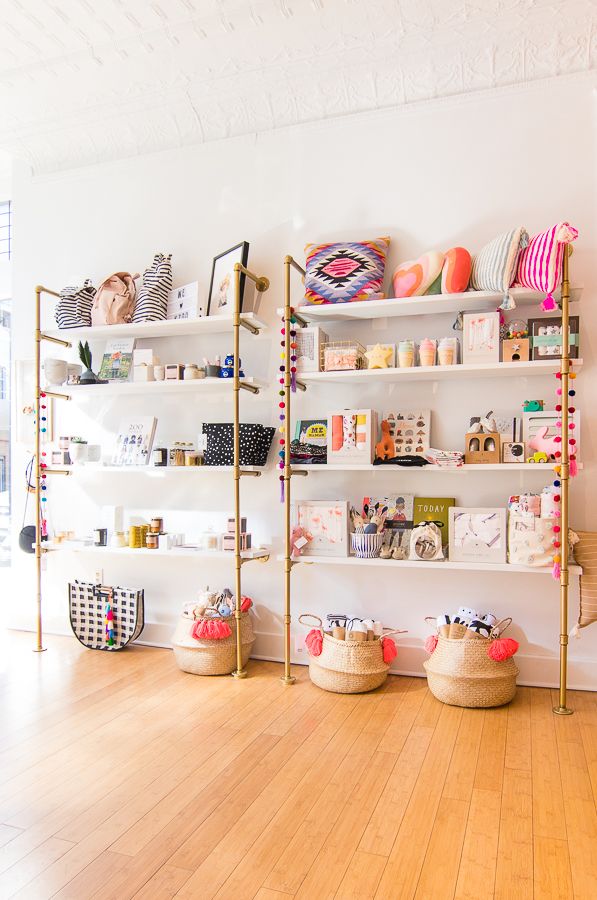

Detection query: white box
xmin=167 ymin=282 xmax=204 ymax=320
xmin=327 ymin=409 xmax=377 ymax=465
xmin=133 ymin=365 xmax=155 ymax=382
xmin=295 ymin=326 xmax=328 ymax=373
xmin=133 ymin=349 xmax=157 ymax=366
xmin=449 ymin=507 xmax=507 ymax=564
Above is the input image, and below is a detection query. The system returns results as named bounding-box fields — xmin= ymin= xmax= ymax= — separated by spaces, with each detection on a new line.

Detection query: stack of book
xmin=424 ymin=448 xmax=464 ymax=468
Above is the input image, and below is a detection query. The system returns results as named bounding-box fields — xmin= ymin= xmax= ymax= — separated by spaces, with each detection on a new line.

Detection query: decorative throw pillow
xmin=441 ymin=247 xmax=472 ymax=294
xmin=470 ymin=227 xmax=528 ymax=309
xmin=304 ymin=237 xmax=390 ymax=305
xmin=515 ymin=222 xmax=578 ymax=311
xmin=392 ymin=251 xmax=444 ymax=298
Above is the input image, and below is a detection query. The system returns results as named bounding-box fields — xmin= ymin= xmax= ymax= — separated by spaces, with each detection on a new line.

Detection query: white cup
xmin=44 ymin=358 xmax=68 ymax=385
xmin=69 ymin=442 xmax=88 ymax=464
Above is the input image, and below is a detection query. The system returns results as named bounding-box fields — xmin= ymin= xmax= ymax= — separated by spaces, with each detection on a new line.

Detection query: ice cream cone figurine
xmin=398 ymin=340 xmax=415 ymax=368
xmin=418 ymin=338 xmax=437 ymax=367
xmin=438 ymin=337 xmax=456 ymax=365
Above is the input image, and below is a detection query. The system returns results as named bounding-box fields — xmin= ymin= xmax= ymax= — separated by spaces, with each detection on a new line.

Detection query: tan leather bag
xmin=91 ymin=272 xmax=138 ymax=325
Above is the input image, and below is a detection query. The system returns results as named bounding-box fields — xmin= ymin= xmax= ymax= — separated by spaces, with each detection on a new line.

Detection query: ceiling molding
xmin=1 ymin=0 xmax=595 ymax=174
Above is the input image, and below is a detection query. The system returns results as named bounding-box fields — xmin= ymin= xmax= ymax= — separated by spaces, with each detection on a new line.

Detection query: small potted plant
xmin=69 ymin=436 xmax=88 ymax=464
xmin=78 ymin=341 xmax=102 ymax=385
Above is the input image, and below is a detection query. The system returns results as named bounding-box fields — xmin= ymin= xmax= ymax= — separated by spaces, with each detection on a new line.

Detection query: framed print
xmin=207 ymin=242 xmax=249 ymax=317
xmin=384 ymin=410 xmax=430 ymax=457
xmin=295 ymin=500 xmax=349 ymax=557
xmin=462 ymin=312 xmax=500 ymax=364
xmin=449 ymin=507 xmax=507 ymax=564
xmin=528 ymin=316 xmax=579 ymax=361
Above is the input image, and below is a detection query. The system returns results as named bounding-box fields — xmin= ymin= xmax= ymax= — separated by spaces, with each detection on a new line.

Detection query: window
xmin=0 ymin=456 xmax=5 ymax=492
xmin=0 ymin=201 xmax=11 ymax=259
xmin=0 ymin=366 xmax=6 ymax=400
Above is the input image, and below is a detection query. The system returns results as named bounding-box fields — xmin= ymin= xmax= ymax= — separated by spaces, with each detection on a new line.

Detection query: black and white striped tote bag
xmin=133 ymin=253 xmax=172 ymax=323
xmin=55 ymin=280 xmax=96 ymax=329
xmin=69 ymin=581 xmax=145 ymax=650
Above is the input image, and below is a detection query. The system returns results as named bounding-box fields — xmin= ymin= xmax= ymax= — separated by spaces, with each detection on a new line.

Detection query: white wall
xmin=8 ymin=73 xmax=597 ymax=688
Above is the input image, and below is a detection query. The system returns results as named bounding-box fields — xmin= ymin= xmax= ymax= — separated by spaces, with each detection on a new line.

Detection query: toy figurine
xmin=523 ymin=400 xmax=544 ymax=412
xmin=220 ymin=354 xmax=245 ymax=379
xmin=529 ymin=426 xmax=559 ymax=459
xmin=375 ymin=419 xmax=395 ymax=460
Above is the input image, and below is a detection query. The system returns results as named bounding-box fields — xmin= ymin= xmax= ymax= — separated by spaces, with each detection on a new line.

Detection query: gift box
xmin=222 ymin=533 xmax=252 ymax=551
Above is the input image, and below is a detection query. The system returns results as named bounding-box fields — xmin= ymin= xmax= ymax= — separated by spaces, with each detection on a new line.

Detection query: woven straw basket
xmin=172 ymin=609 xmax=254 ymax=676
xmin=299 ymin=614 xmax=402 ymax=694
xmin=424 ymin=618 xmax=518 ymax=708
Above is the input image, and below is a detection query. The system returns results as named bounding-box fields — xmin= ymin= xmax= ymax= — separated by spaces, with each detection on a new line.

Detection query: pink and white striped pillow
xmin=515 ymin=222 xmax=578 ymax=310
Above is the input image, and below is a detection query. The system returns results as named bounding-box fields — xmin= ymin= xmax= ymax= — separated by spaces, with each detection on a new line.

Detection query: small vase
xmin=79 ymin=367 xmax=99 ymax=385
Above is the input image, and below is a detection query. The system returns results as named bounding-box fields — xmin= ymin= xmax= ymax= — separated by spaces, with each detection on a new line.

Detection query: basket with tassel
xmin=172 ymin=597 xmax=254 ymax=675
xmin=423 ymin=616 xmax=519 ymax=708
xmin=299 ymin=614 xmax=405 ymax=694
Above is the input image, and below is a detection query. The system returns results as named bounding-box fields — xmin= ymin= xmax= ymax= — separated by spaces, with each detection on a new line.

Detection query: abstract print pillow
xmin=515 ymin=222 xmax=578 ymax=311
xmin=470 ymin=227 xmax=528 ymax=310
xmin=304 ymin=237 xmax=390 ymax=305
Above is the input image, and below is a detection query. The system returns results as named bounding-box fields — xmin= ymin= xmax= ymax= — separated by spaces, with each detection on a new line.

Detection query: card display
xmin=112 ymin=417 xmax=157 ymax=466
xmin=98 ymin=339 xmax=135 ymax=381
xmin=384 ymin=410 xmax=430 ymax=457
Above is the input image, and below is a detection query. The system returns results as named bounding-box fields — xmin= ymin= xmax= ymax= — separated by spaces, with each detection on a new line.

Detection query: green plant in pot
xmin=78 ymin=341 xmax=100 ymax=385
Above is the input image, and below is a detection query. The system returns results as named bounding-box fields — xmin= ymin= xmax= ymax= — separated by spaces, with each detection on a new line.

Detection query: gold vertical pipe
xmin=33 ymin=288 xmax=45 ymax=653
xmin=232 ymin=264 xmax=247 ymax=679
xmin=554 ymin=246 xmax=573 ymax=715
xmin=281 ymin=257 xmax=296 ymax=685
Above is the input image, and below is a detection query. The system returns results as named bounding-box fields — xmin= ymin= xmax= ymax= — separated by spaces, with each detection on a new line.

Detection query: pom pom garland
xmin=549 ymin=354 xmax=580 ymax=579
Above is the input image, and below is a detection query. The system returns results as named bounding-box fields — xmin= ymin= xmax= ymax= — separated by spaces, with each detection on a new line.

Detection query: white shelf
xmin=47 ymin=544 xmax=270 ymax=561
xmin=63 ymin=464 xmax=265 ymax=475
xmin=43 ymin=312 xmax=268 ymax=341
xmin=283 ymin=555 xmax=582 ymax=576
xmin=299 ymin=359 xmax=583 ymax=384
xmin=300 ymin=463 xmax=579 ymax=473
xmin=280 ymin=286 xmax=581 ymax=323
xmin=63 ymin=376 xmax=267 ymax=399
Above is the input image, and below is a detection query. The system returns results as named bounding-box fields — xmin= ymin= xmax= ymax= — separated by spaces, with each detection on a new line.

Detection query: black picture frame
xmin=528 ymin=316 xmax=580 ymax=361
xmin=207 ymin=241 xmax=249 ymax=316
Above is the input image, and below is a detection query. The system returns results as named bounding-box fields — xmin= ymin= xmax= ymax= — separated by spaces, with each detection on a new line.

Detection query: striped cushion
xmin=55 ymin=280 xmax=96 ymax=329
xmin=572 ymin=532 xmax=597 ymax=630
xmin=470 ymin=228 xmax=528 ymax=293
xmin=515 ymin=222 xmax=578 ymax=293
xmin=133 ymin=253 xmax=172 ymax=322
xmin=304 ymin=238 xmax=390 ymax=305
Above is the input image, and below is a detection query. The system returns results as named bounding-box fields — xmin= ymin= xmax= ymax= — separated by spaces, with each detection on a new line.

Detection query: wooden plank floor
xmin=1 ymin=632 xmax=596 ymax=899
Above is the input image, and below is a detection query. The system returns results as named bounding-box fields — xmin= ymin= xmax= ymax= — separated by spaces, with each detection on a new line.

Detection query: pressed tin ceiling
xmin=0 ymin=0 xmax=595 ymax=173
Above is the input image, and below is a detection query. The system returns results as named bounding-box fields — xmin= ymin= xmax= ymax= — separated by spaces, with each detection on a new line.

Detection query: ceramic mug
xmin=44 ymin=358 xmax=68 ymax=385
xmin=69 ymin=442 xmax=88 ymax=464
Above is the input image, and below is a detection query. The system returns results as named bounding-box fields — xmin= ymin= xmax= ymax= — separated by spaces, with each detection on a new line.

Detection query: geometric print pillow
xmin=304 ymin=237 xmax=390 ymax=304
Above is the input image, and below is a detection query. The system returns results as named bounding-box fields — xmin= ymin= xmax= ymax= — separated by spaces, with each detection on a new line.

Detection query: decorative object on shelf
xmin=507 ymin=513 xmax=554 ymax=567
xmin=413 ymin=497 xmax=455 ymax=547
xmin=322 ymin=339 xmax=365 ymax=371
xmin=204 ymin=358 xmax=222 ymax=377
xmin=291 ymin=418 xmax=327 ymax=465
xmin=375 ymin=420 xmax=395 ymax=461
xmin=167 ymin=281 xmax=203 ymax=320
xmin=295 ymin=326 xmax=328 ymax=372
xmin=183 ymin=364 xmax=204 ymax=380
xmin=524 ymin=408 xmax=581 ymax=463
xmin=98 ymin=338 xmax=136 ymax=381
xmin=67 ymin=363 xmax=82 ymax=384
xmin=201 ymin=422 xmax=274 ymax=467
xmin=350 ymin=531 xmax=384 ymax=559
xmin=501 ymin=319 xmax=529 ymax=361
xmin=423 ymin=615 xmax=518 ymax=707
xmin=549 ymin=356 xmax=580 ymax=580
xmin=69 ymin=438 xmax=88 ymax=465
xmin=132 ymin=253 xmax=172 ymax=323
xmin=43 ymin=358 xmax=68 ymax=385
xmin=112 ymin=417 xmax=157 ymax=466
xmin=93 ymin=527 xmax=107 ymax=547
xmin=68 ymin=581 xmax=144 ymax=651
xmin=290 ymin=525 xmax=312 ymax=558
xmin=464 ymin=424 xmax=500 ymax=463
xmin=298 ymin=613 xmax=405 ymax=693
xmin=515 ymin=222 xmax=578 ymax=310
xmin=441 ymin=247 xmax=472 ymax=294
xmin=528 ymin=316 xmax=579 ymax=360
xmin=78 ymin=340 xmax=103 ymax=385
xmin=364 ymin=494 xmax=414 ymax=552
xmin=91 ymin=272 xmax=138 ymax=326
xmin=303 ymin=237 xmax=390 ymax=305
xmin=295 ymin=500 xmax=349 ymax=557
xmin=437 ymin=337 xmax=459 ymax=365
xmin=424 ymin=449 xmax=463 ymax=468
xmin=392 ymin=250 xmax=444 ymax=298
xmin=449 ymin=507 xmax=507 ymax=564
xmin=154 ymin=364 xmax=165 ymax=381
xmin=133 ymin=363 xmax=155 ymax=382
xmin=470 ymin=226 xmax=529 ymax=310
xmin=220 ymin=354 xmax=244 ymax=378
xmin=523 ymin=399 xmax=543 ymax=412
xmin=398 ymin=340 xmax=415 ymax=368
xmin=328 ymin=409 xmax=376 ymax=464
xmin=502 ymin=441 xmax=525 ymax=463
xmin=462 ymin=312 xmax=500 ymax=363
xmin=55 ymin=279 xmax=96 ymax=329
xmin=171 ymin=593 xmax=255 ymax=675
xmin=365 ymin=343 xmax=394 ymax=369
xmin=51 ymin=449 xmax=71 ymax=466
xmin=207 ymin=241 xmax=249 ymax=316
xmin=409 ymin=521 xmax=444 ymax=561
xmin=152 ymin=447 xmax=167 ymax=467
xmin=165 ymin=363 xmax=185 ymax=380
xmin=384 ymin=410 xmax=430 ymax=457
xmin=418 ymin=338 xmax=437 ymax=367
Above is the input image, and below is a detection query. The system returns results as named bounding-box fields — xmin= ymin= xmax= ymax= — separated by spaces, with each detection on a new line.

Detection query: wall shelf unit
xmin=63 ymin=464 xmax=265 ymax=476
xmin=299 ymin=359 xmax=583 ymax=385
xmin=281 ymin=555 xmax=582 ymax=576
xmin=44 ymin=311 xmax=268 ymax=341
xmin=295 ymin=463 xmax=582 ymax=474
xmin=64 ymin=376 xmax=267 ymax=399
xmin=47 ymin=544 xmax=270 ymax=561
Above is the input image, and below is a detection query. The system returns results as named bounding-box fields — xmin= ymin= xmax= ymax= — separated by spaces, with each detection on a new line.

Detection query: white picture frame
xmin=463 ymin=312 xmax=500 ymax=364
xmin=295 ymin=500 xmax=349 ymax=558
xmin=295 ymin=326 xmax=328 ymax=373
xmin=449 ymin=507 xmax=507 ymax=564
xmin=327 ymin=409 xmax=376 ymax=465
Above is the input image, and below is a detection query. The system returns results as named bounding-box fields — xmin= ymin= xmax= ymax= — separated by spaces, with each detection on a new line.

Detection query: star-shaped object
xmin=366 ymin=344 xmax=393 ymax=369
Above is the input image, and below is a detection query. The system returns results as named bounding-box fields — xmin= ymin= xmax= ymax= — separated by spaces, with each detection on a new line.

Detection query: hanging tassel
xmin=280 ymin=476 xmax=285 ymax=503
xmin=570 ymin=624 xmax=581 ymax=639
xmin=487 ymin=637 xmax=519 ymax=661
xmin=541 ymin=293 xmax=558 ymax=312
xmin=424 ymin=634 xmax=438 ymax=655
xmin=570 ymin=457 xmax=578 ymax=478
xmin=240 ymin=595 xmax=252 ymax=612
xmin=105 ymin=602 xmax=115 ymax=646
xmin=499 ymin=292 xmax=516 ymax=311
xmin=305 ymin=629 xmax=323 ymax=656
xmin=552 ymin=560 xmax=561 ymax=580
xmin=381 ymin=636 xmax=397 ymax=664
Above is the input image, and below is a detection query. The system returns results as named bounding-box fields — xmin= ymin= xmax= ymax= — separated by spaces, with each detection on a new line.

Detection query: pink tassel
xmin=381 ymin=636 xmax=397 ymax=664
xmin=240 ymin=596 xmax=252 ymax=613
xmin=305 ymin=629 xmax=323 ymax=656
xmin=291 ymin=370 xmax=296 ymax=392
xmin=542 ymin=293 xmax=558 ymax=311
xmin=487 ymin=637 xmax=519 ymax=661
xmin=191 ymin=618 xmax=232 ymax=640
xmin=552 ymin=560 xmax=561 ymax=580
xmin=280 ymin=477 xmax=285 ymax=503
xmin=570 ymin=458 xmax=578 ymax=478
xmin=424 ymin=634 xmax=438 ymax=655
xmin=211 ymin=619 xmax=232 ymax=639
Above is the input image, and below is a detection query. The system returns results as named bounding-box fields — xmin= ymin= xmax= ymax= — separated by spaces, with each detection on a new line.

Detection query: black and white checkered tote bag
xmin=55 ymin=280 xmax=96 ymax=329
xmin=69 ymin=581 xmax=145 ymax=651
xmin=133 ymin=253 xmax=172 ymax=322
